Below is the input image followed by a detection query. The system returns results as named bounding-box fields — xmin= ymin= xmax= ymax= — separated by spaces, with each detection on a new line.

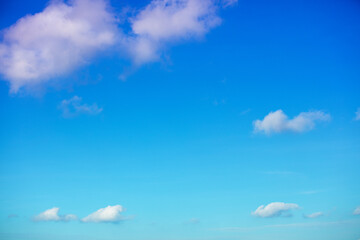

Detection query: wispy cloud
xmin=213 ymin=220 xmax=355 ymax=232
xmin=298 ymin=190 xmax=322 ymax=195
xmin=184 ymin=218 xmax=200 ymax=224
xmin=81 ymin=205 xmax=125 ymax=223
xmin=252 ymin=202 xmax=299 ymax=218
xmin=355 ymin=108 xmax=360 ymax=121
xmin=353 ymin=206 xmax=360 ymax=215
xmin=253 ymin=110 xmax=330 ymax=135
xmin=261 ymin=170 xmax=296 ymax=175
xmin=33 ymin=207 xmax=77 ymax=222
xmin=222 ymin=0 xmax=238 ymax=8
xmin=59 ymin=96 xmax=102 ymax=118
xmin=303 ymin=212 xmax=323 ymax=219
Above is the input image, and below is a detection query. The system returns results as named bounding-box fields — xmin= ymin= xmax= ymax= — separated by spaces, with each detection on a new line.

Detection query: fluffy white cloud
xmin=0 ymin=0 xmax=118 ymax=92
xmin=81 ymin=205 xmax=124 ymax=223
xmin=354 ymin=206 xmax=360 ymax=215
xmin=303 ymin=212 xmax=323 ymax=219
xmin=33 ymin=207 xmax=77 ymax=222
xmin=253 ymin=110 xmax=330 ymax=134
xmin=0 ymin=0 xmax=236 ymax=92
xmin=252 ymin=202 xmax=299 ymax=218
xmin=128 ymin=0 xmax=221 ymax=64
xmin=59 ymin=96 xmax=102 ymax=118
xmin=355 ymin=108 xmax=360 ymax=121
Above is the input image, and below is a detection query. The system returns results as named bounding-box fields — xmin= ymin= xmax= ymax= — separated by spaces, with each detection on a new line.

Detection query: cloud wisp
xmin=353 ymin=206 xmax=360 ymax=215
xmin=355 ymin=108 xmax=360 ymax=121
xmin=0 ymin=0 xmax=235 ymax=92
xmin=303 ymin=212 xmax=324 ymax=219
xmin=59 ymin=96 xmax=103 ymax=118
xmin=252 ymin=202 xmax=299 ymax=218
xmin=33 ymin=207 xmax=77 ymax=222
xmin=253 ymin=110 xmax=330 ymax=135
xmin=81 ymin=205 xmax=124 ymax=223
xmin=0 ymin=0 xmax=118 ymax=92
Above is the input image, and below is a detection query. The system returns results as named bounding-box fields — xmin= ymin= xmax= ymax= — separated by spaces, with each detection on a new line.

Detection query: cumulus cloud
xmin=33 ymin=207 xmax=77 ymax=222
xmin=0 ymin=0 xmax=118 ymax=92
xmin=354 ymin=206 xmax=360 ymax=215
xmin=355 ymin=108 xmax=360 ymax=121
xmin=252 ymin=202 xmax=299 ymax=218
xmin=59 ymin=96 xmax=102 ymax=118
xmin=253 ymin=110 xmax=330 ymax=134
xmin=303 ymin=212 xmax=323 ymax=219
xmin=128 ymin=0 xmax=221 ymax=64
xmin=0 ymin=0 xmax=236 ymax=92
xmin=81 ymin=205 xmax=124 ymax=223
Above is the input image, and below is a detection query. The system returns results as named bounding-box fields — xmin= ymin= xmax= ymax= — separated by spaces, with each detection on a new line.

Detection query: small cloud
xmin=262 ymin=171 xmax=296 ymax=175
xmin=184 ymin=218 xmax=200 ymax=224
xmin=213 ymin=99 xmax=226 ymax=106
xmin=303 ymin=212 xmax=323 ymax=219
xmin=59 ymin=96 xmax=102 ymax=118
xmin=252 ymin=202 xmax=299 ymax=218
xmin=239 ymin=109 xmax=251 ymax=116
xmin=298 ymin=190 xmax=321 ymax=195
xmin=353 ymin=206 xmax=360 ymax=215
xmin=253 ymin=110 xmax=330 ymax=135
xmin=355 ymin=108 xmax=360 ymax=121
xmin=33 ymin=207 xmax=77 ymax=222
xmin=8 ymin=214 xmax=19 ymax=219
xmin=222 ymin=0 xmax=238 ymax=8
xmin=81 ymin=205 xmax=125 ymax=223
xmin=128 ymin=0 xmax=221 ymax=64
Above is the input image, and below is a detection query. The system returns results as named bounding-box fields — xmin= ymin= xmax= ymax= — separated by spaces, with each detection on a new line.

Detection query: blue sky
xmin=0 ymin=0 xmax=360 ymax=239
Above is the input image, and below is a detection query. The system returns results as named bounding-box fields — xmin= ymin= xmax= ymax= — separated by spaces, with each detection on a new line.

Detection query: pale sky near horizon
xmin=0 ymin=0 xmax=360 ymax=239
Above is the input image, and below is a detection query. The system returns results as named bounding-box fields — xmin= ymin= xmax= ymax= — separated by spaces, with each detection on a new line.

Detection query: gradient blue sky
xmin=0 ymin=0 xmax=360 ymax=239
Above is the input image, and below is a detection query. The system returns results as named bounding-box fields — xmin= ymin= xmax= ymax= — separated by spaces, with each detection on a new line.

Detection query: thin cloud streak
xmin=212 ymin=220 xmax=357 ymax=232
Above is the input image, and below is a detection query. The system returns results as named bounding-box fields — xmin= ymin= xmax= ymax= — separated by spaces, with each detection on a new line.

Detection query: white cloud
xmin=353 ymin=206 xmax=360 ymax=215
xmin=0 ymin=0 xmax=236 ymax=92
xmin=0 ymin=0 xmax=118 ymax=92
xmin=59 ymin=96 xmax=102 ymax=118
xmin=304 ymin=212 xmax=323 ymax=219
xmin=81 ymin=205 xmax=124 ymax=223
xmin=253 ymin=110 xmax=330 ymax=134
xmin=128 ymin=0 xmax=221 ymax=64
xmin=33 ymin=207 xmax=77 ymax=222
xmin=184 ymin=218 xmax=200 ymax=224
xmin=252 ymin=202 xmax=299 ymax=218
xmin=355 ymin=108 xmax=360 ymax=121
xmin=222 ymin=0 xmax=238 ymax=8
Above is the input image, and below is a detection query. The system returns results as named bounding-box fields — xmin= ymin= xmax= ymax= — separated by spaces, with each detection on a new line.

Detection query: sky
xmin=0 ymin=0 xmax=360 ymax=239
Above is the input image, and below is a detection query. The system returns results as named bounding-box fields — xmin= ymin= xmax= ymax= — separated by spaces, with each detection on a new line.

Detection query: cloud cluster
xmin=303 ymin=212 xmax=323 ymax=219
xmin=0 ymin=0 xmax=232 ymax=92
xmin=34 ymin=205 xmax=125 ymax=223
xmin=0 ymin=0 xmax=118 ymax=92
xmin=253 ymin=110 xmax=330 ymax=134
xmin=252 ymin=202 xmax=299 ymax=218
xmin=33 ymin=207 xmax=77 ymax=222
xmin=81 ymin=205 xmax=124 ymax=223
xmin=59 ymin=96 xmax=103 ymax=118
